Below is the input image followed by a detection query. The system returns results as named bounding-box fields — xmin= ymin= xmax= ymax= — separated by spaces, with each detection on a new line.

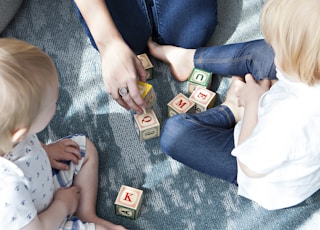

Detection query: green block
xmin=115 ymin=205 xmax=138 ymax=220
xmin=187 ymin=68 xmax=212 ymax=94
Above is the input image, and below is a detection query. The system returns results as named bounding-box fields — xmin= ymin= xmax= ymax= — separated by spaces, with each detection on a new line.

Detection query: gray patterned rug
xmin=1 ymin=0 xmax=320 ymax=229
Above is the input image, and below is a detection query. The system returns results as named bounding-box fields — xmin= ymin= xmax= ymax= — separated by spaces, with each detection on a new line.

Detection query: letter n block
xmin=115 ymin=185 xmax=143 ymax=220
xmin=137 ymin=53 xmax=153 ymax=80
xmin=167 ymin=93 xmax=195 ymax=117
xmin=138 ymin=81 xmax=156 ymax=109
xmin=189 ymin=86 xmax=216 ymax=113
xmin=133 ymin=109 xmax=160 ymax=141
xmin=187 ymin=68 xmax=212 ymax=94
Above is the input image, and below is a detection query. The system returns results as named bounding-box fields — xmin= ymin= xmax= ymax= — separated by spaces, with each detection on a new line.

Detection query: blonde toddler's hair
xmin=0 ymin=38 xmax=57 ymax=155
xmin=261 ymin=0 xmax=320 ymax=85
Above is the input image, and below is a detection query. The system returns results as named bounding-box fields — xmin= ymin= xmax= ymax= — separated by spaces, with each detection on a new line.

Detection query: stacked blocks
xmin=167 ymin=68 xmax=217 ymax=117
xmin=187 ymin=68 xmax=212 ymax=94
xmin=134 ymin=80 xmax=160 ymax=141
xmin=189 ymin=86 xmax=216 ymax=113
xmin=115 ymin=185 xmax=144 ymax=220
xmin=137 ymin=53 xmax=153 ymax=80
xmin=133 ymin=109 xmax=160 ymax=142
xmin=167 ymin=93 xmax=195 ymax=117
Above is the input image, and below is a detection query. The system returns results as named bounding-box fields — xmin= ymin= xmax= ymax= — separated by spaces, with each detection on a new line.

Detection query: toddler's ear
xmin=11 ymin=128 xmax=28 ymax=144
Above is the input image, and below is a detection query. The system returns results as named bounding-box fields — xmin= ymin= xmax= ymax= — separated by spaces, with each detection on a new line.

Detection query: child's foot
xmin=147 ymin=39 xmax=195 ymax=81
xmin=86 ymin=215 xmax=127 ymax=230
xmin=222 ymin=76 xmax=245 ymax=123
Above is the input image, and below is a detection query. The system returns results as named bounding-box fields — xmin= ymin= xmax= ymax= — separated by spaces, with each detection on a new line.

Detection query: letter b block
xmin=115 ymin=185 xmax=143 ymax=220
xmin=187 ymin=68 xmax=212 ymax=94
xmin=167 ymin=93 xmax=195 ymax=117
xmin=137 ymin=53 xmax=153 ymax=80
xmin=133 ymin=109 xmax=160 ymax=141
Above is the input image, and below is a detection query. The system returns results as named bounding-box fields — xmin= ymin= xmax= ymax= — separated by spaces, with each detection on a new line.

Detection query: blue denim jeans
xmin=195 ymin=39 xmax=277 ymax=81
xmin=73 ymin=0 xmax=218 ymax=54
xmin=160 ymin=105 xmax=238 ymax=184
xmin=160 ymin=41 xmax=276 ymax=184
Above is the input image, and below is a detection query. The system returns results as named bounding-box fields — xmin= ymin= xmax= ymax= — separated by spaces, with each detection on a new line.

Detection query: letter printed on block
xmin=186 ymin=68 xmax=212 ymax=94
xmin=133 ymin=109 xmax=160 ymax=141
xmin=167 ymin=93 xmax=195 ymax=117
xmin=115 ymin=185 xmax=144 ymax=220
xmin=137 ymin=53 xmax=153 ymax=79
xmin=189 ymin=86 xmax=216 ymax=113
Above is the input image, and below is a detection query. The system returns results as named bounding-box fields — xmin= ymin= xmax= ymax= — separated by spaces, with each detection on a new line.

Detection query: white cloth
xmin=0 ymin=134 xmax=53 ymax=229
xmin=0 ymin=133 xmax=93 ymax=229
xmin=232 ymin=71 xmax=320 ymax=210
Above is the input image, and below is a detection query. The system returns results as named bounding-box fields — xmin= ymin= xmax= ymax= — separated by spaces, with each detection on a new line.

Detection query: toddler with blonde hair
xmin=0 ymin=38 xmax=125 ymax=229
xmin=157 ymin=0 xmax=320 ymax=210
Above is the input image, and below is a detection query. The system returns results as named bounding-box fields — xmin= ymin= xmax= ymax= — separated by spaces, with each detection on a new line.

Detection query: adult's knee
xmin=154 ymin=0 xmax=218 ymax=48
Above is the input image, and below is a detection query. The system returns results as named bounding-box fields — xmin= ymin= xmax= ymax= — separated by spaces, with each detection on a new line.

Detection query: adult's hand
xmin=74 ymin=0 xmax=148 ymax=114
xmin=100 ymin=39 xmax=148 ymax=114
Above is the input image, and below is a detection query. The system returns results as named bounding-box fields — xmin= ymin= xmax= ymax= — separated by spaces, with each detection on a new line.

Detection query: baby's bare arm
xmin=21 ymin=186 xmax=80 ymax=230
xmin=236 ymin=74 xmax=271 ymax=178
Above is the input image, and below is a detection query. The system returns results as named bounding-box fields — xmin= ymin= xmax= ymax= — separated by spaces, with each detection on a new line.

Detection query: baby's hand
xmin=54 ymin=186 xmax=81 ymax=216
xmin=43 ymin=139 xmax=82 ymax=170
xmin=237 ymin=74 xmax=271 ymax=107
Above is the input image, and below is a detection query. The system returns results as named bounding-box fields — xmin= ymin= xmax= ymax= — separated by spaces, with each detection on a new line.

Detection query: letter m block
xmin=115 ymin=185 xmax=144 ymax=220
xmin=167 ymin=93 xmax=195 ymax=117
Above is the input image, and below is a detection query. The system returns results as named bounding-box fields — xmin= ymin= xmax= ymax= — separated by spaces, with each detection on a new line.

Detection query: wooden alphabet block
xmin=138 ymin=81 xmax=156 ymax=109
xmin=167 ymin=93 xmax=195 ymax=117
xmin=186 ymin=68 xmax=212 ymax=94
xmin=133 ymin=109 xmax=160 ymax=141
xmin=189 ymin=86 xmax=216 ymax=113
xmin=115 ymin=185 xmax=143 ymax=220
xmin=137 ymin=53 xmax=153 ymax=80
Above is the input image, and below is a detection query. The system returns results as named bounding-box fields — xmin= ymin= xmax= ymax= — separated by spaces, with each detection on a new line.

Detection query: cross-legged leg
xmin=160 ymin=77 xmax=245 ymax=184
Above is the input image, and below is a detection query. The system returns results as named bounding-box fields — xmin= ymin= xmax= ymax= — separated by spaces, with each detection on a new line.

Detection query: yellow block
xmin=138 ymin=81 xmax=156 ymax=109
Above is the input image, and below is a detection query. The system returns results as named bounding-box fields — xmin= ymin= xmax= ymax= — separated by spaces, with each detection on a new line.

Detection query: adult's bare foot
xmin=147 ymin=39 xmax=195 ymax=81
xmin=222 ymin=76 xmax=245 ymax=123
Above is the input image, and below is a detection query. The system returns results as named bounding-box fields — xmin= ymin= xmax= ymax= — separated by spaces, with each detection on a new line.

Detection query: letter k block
xmin=115 ymin=185 xmax=144 ymax=220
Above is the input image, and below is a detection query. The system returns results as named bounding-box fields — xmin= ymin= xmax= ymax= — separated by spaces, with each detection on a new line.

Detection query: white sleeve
xmin=0 ymin=163 xmax=37 ymax=229
xmin=232 ymin=96 xmax=303 ymax=175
